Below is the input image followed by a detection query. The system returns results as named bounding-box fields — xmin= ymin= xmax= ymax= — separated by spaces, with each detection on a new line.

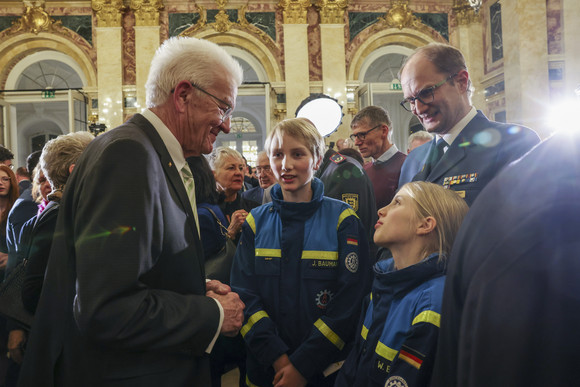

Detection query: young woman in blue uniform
xmin=230 ymin=118 xmax=372 ymax=387
xmin=335 ymin=181 xmax=468 ymax=387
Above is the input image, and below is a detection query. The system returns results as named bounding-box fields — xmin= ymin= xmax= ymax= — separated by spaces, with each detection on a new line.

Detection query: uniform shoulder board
xmin=330 ymin=153 xmax=346 ymax=164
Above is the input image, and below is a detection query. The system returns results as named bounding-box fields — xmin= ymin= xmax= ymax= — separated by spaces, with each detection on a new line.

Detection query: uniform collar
xmin=436 ymin=106 xmax=477 ymax=148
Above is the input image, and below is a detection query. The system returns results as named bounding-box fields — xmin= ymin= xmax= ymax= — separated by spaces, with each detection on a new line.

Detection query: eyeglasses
xmin=350 ymin=124 xmax=381 ymax=142
xmin=190 ymin=82 xmax=233 ymax=123
xmin=0 ymin=177 xmax=10 ymax=183
xmin=400 ymin=73 xmax=458 ymax=112
xmin=255 ymin=165 xmax=271 ymax=174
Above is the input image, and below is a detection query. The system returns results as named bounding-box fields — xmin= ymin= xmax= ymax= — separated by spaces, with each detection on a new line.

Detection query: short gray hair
xmin=351 ymin=106 xmax=393 ymax=142
xmin=408 ymin=130 xmax=434 ymax=144
xmin=207 ymin=146 xmax=244 ymax=171
xmin=40 ymin=131 xmax=94 ymax=189
xmin=145 ymin=37 xmax=244 ymax=108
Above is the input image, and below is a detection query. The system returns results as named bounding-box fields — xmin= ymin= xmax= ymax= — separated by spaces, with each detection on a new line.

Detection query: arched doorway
xmin=356 ymin=45 xmax=421 ymax=152
xmin=2 ymin=51 xmax=88 ymax=166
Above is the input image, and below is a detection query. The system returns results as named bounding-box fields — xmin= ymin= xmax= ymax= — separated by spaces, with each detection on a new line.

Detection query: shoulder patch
xmin=385 ymin=375 xmax=409 ymax=387
xmin=330 ymin=153 xmax=346 ymax=164
xmin=342 ymin=193 xmax=359 ymax=212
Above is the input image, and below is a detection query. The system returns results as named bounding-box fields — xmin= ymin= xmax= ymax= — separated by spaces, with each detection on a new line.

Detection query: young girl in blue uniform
xmin=335 ymin=181 xmax=468 ymax=387
xmin=230 ymin=118 xmax=372 ymax=387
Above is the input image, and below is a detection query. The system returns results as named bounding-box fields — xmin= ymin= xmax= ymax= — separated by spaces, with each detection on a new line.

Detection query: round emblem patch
xmin=385 ymin=376 xmax=408 ymax=387
xmin=315 ymin=289 xmax=334 ymax=310
xmin=345 ymin=252 xmax=359 ymax=273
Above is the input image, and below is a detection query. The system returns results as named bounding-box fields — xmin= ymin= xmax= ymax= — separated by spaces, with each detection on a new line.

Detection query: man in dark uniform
xmin=398 ymin=43 xmax=539 ymax=206
xmin=316 ymin=148 xmax=378 ymax=259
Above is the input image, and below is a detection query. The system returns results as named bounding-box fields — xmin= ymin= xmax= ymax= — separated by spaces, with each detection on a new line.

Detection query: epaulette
xmin=330 ymin=153 xmax=346 ymax=164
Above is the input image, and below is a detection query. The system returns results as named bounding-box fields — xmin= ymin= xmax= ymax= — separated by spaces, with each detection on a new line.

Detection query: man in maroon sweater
xmin=350 ymin=106 xmax=406 ymax=210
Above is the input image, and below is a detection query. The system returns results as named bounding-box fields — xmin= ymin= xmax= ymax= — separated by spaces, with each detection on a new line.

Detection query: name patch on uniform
xmin=311 ymin=260 xmax=338 ymax=268
xmin=345 ymin=252 xmax=359 ymax=273
xmin=342 ymin=193 xmax=359 ymax=211
xmin=443 ymin=173 xmax=478 ymax=188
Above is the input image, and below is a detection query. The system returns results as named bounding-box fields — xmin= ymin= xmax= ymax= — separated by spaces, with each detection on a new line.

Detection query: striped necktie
xmin=181 ymin=165 xmax=200 ymax=237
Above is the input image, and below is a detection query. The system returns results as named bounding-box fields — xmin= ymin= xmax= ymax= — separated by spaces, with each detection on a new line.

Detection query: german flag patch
xmin=398 ymin=345 xmax=425 ymax=370
xmin=347 ymin=237 xmax=358 ymax=246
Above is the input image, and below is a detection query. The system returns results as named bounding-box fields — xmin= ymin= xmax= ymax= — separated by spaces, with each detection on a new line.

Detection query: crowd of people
xmin=0 ymin=36 xmax=577 ymax=387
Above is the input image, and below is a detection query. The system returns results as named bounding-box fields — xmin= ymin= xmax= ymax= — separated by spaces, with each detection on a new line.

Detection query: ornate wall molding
xmin=277 ymin=0 xmax=310 ymax=24
xmin=315 ymin=0 xmax=348 ymax=24
xmin=375 ymin=0 xmax=421 ymax=31
xmin=9 ymin=0 xmax=60 ymax=35
xmin=452 ymin=0 xmax=481 ymax=26
xmin=92 ymin=0 xmax=125 ymax=28
xmin=130 ymin=0 xmax=164 ymax=27
xmin=180 ymin=2 xmax=276 ymax=50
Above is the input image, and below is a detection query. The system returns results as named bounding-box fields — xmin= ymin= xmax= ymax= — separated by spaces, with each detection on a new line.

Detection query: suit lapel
xmin=131 ymin=114 xmax=200 ymax=238
xmin=424 ymin=112 xmax=488 ymax=182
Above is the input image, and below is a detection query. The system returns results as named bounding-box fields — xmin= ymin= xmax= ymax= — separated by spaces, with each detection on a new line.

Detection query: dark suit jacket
xmin=400 ymin=111 xmax=540 ymax=206
xmin=241 ymin=185 xmax=264 ymax=204
xmin=432 ymin=130 xmax=580 ymax=386
xmin=4 ymin=188 xmax=37 ymax=277
xmin=18 ymin=114 xmax=220 ymax=387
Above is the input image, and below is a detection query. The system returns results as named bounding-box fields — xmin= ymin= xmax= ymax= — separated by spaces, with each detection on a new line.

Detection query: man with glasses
xmin=350 ymin=106 xmax=406 ymax=210
xmin=242 ymin=151 xmax=275 ymax=204
xmin=19 ymin=37 xmax=245 ymax=387
xmin=398 ymin=42 xmax=540 ymax=206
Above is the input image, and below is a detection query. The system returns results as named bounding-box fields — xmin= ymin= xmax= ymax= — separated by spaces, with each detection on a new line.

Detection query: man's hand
xmin=206 ymin=279 xmax=231 ymax=295
xmin=207 ymin=290 xmax=244 ymax=337
xmin=273 ymin=360 xmax=307 ymax=387
xmin=7 ymin=329 xmax=26 ymax=364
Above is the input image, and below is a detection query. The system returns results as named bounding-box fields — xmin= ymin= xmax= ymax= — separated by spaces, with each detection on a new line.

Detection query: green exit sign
xmin=390 ymin=83 xmax=402 ymax=91
xmin=236 ymin=133 xmax=243 ymax=139
xmin=42 ymin=90 xmax=56 ymax=99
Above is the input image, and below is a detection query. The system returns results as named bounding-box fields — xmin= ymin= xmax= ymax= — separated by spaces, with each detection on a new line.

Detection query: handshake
xmin=206 ymin=280 xmax=245 ymax=336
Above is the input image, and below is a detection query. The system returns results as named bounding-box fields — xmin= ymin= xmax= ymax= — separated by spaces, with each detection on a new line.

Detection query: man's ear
xmin=455 ymin=69 xmax=470 ymax=93
xmin=416 ymin=216 xmax=436 ymax=236
xmin=68 ymin=164 xmax=75 ymax=174
xmin=172 ymin=80 xmax=193 ymax=113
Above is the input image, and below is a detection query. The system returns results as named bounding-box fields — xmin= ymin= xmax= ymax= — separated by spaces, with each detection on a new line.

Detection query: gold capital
xmin=130 ymin=0 xmax=164 ymax=27
xmin=452 ymin=0 xmax=481 ymax=26
xmin=315 ymin=0 xmax=348 ymax=24
xmin=92 ymin=0 xmax=125 ymax=28
xmin=278 ymin=0 xmax=311 ymax=24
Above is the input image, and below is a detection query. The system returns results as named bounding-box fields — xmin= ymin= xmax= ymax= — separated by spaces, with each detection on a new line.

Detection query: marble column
xmin=131 ymin=0 xmax=163 ymax=111
xmin=317 ymin=0 xmax=348 ymax=138
xmin=563 ymin=0 xmax=580 ymax=100
xmin=93 ymin=0 xmax=125 ymax=129
xmin=279 ymin=0 xmax=311 ymax=117
xmin=450 ymin=3 xmax=485 ymax=110
xmin=501 ymin=0 xmax=550 ymax=136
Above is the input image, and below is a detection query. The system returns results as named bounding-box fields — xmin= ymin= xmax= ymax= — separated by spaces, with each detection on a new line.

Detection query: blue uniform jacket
xmin=230 ymin=178 xmax=372 ymax=386
xmin=398 ymin=111 xmax=540 ymax=206
xmin=336 ymin=254 xmax=445 ymax=387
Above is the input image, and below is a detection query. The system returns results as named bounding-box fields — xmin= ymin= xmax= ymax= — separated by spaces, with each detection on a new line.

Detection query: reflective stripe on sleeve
xmin=314 ymin=319 xmax=345 ymax=350
xmin=337 ymin=208 xmax=359 ymax=230
xmin=412 ymin=310 xmax=441 ymax=328
xmin=241 ymin=310 xmax=269 ymax=337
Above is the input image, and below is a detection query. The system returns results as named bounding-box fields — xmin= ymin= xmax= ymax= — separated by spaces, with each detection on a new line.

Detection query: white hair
xmin=145 ymin=37 xmax=243 ymax=108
